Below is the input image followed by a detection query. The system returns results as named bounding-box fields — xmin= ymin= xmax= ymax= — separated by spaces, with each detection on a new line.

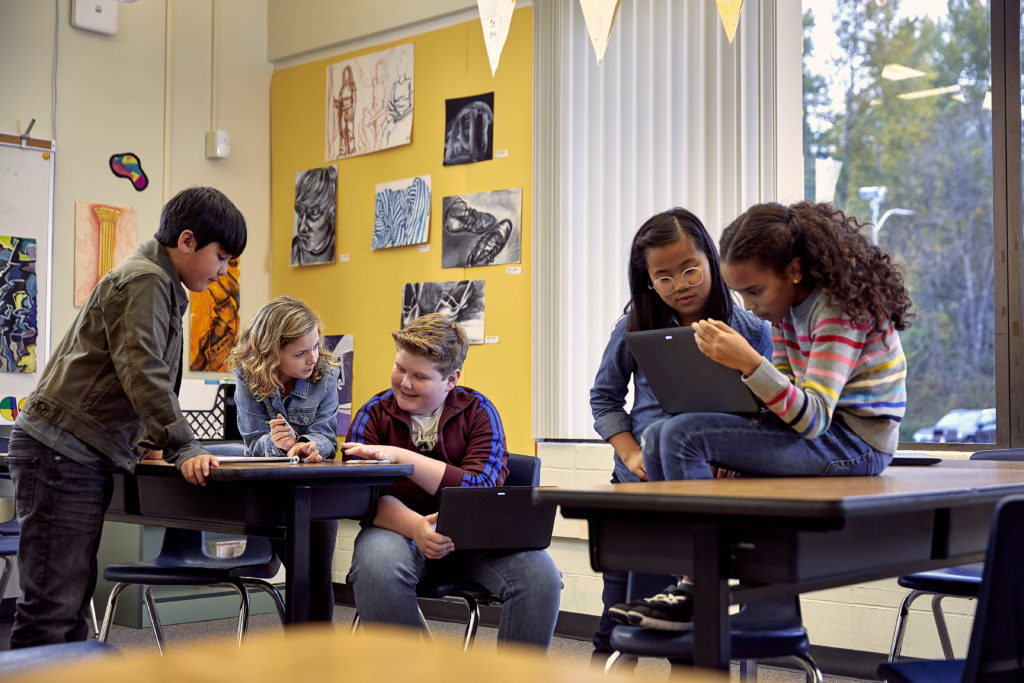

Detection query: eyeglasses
xmin=648 ymin=265 xmax=707 ymax=295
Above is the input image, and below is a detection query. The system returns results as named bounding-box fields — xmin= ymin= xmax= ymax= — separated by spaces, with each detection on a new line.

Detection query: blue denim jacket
xmin=233 ymin=365 xmax=340 ymax=458
xmin=590 ymin=306 xmax=771 ymax=480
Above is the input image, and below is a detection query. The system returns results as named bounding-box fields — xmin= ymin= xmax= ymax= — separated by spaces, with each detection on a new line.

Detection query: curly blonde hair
xmin=392 ymin=313 xmax=467 ymax=378
xmin=227 ymin=296 xmax=339 ymax=400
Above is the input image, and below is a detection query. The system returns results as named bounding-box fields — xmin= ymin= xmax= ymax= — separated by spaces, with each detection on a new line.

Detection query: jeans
xmin=6 ymin=427 xmax=114 ymax=648
xmin=269 ymin=520 xmax=338 ymax=623
xmin=349 ymin=525 xmax=562 ymax=650
xmin=644 ymin=411 xmax=892 ymax=481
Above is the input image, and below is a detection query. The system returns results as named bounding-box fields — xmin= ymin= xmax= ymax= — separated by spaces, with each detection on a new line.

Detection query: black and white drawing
xmin=401 ymin=280 xmax=485 ymax=344
xmin=441 ymin=188 xmax=521 ymax=268
xmin=443 ymin=92 xmax=494 ymax=166
xmin=323 ymin=333 xmax=354 ymax=436
xmin=291 ymin=166 xmax=337 ymax=267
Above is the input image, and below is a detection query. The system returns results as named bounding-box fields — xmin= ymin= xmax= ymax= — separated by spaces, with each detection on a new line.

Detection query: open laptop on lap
xmin=624 ymin=326 xmax=760 ymax=414
xmin=434 ymin=487 xmax=557 ymax=551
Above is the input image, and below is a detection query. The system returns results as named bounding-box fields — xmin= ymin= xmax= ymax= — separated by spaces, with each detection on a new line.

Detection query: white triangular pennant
xmin=715 ymin=0 xmax=744 ymax=43
xmin=477 ymin=0 xmax=517 ymax=76
xmin=579 ymin=0 xmax=621 ymax=64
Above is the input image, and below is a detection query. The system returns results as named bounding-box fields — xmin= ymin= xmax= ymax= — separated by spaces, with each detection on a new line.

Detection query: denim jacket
xmin=590 ymin=306 xmax=772 ymax=446
xmin=19 ymin=239 xmax=205 ymax=471
xmin=233 ymin=365 xmax=340 ymax=458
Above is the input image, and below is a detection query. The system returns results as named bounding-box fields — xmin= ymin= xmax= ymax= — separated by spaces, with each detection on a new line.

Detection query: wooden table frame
xmin=534 ymin=460 xmax=1024 ymax=671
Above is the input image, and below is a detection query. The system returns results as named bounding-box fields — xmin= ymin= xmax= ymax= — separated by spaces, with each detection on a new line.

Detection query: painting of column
xmin=326 ymin=43 xmax=414 ymax=161
xmin=189 ymin=257 xmax=241 ymax=372
xmin=443 ymin=92 xmax=494 ymax=166
xmin=441 ymin=188 xmax=522 ymax=267
xmin=291 ymin=166 xmax=338 ymax=266
xmin=373 ymin=175 xmax=431 ymax=249
xmin=323 ymin=334 xmax=354 ymax=436
xmin=0 ymin=236 xmax=37 ymax=373
xmin=400 ymin=280 xmax=485 ymax=344
xmin=74 ymin=202 xmax=138 ymax=306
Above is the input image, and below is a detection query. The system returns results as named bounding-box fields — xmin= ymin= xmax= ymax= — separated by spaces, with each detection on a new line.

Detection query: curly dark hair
xmin=625 ymin=208 xmax=735 ymax=332
xmin=719 ymin=201 xmax=914 ymax=330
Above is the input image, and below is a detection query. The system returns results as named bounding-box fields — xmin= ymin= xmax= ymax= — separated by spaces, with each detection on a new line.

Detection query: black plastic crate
xmin=182 ymin=383 xmax=240 ymax=441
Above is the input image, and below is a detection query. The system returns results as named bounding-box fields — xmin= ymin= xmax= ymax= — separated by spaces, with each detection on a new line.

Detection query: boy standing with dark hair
xmin=343 ymin=312 xmax=562 ymax=650
xmin=6 ymin=186 xmax=247 ymax=648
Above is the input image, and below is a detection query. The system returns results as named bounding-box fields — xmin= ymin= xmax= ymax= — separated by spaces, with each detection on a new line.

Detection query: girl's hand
xmin=341 ymin=442 xmax=398 ymax=463
xmin=289 ymin=441 xmax=322 ymax=463
xmin=691 ymin=319 xmax=764 ymax=376
xmin=413 ymin=512 xmax=454 ymax=559
xmin=269 ymin=413 xmax=297 ymax=451
xmin=181 ymin=453 xmax=220 ymax=486
xmin=620 ymin=445 xmax=647 ymax=481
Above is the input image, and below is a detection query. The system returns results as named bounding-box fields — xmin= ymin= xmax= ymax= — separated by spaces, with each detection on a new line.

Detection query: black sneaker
xmin=608 ymin=601 xmax=634 ymax=625
xmin=625 ymin=582 xmax=694 ymax=631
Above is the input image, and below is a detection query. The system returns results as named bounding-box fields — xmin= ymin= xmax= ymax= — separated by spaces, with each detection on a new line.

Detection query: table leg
xmin=285 ymin=485 xmax=311 ymax=623
xmin=691 ymin=525 xmax=730 ymax=670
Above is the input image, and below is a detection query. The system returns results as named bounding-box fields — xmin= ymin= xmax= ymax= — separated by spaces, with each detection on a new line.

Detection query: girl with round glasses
xmin=587 ymin=208 xmax=772 ymax=660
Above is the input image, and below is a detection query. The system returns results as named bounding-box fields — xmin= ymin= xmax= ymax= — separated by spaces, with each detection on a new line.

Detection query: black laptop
xmin=624 ymin=326 xmax=760 ymax=414
xmin=434 ymin=486 xmax=557 ymax=551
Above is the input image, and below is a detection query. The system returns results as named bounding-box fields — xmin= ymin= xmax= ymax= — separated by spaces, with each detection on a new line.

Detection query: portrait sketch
xmin=323 ymin=333 xmax=354 ymax=436
xmin=441 ymin=188 xmax=522 ymax=268
xmin=74 ymin=201 xmax=138 ymax=306
xmin=189 ymin=257 xmax=240 ymax=373
xmin=401 ymin=280 xmax=485 ymax=344
xmin=291 ymin=166 xmax=338 ymax=267
xmin=443 ymin=92 xmax=494 ymax=166
xmin=0 ymin=236 xmax=37 ymax=373
xmin=373 ymin=175 xmax=431 ymax=249
xmin=326 ymin=43 xmax=414 ymax=160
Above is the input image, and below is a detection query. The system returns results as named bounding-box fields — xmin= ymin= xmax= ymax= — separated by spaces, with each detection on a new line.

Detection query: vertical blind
xmin=533 ymin=0 xmax=775 ymax=439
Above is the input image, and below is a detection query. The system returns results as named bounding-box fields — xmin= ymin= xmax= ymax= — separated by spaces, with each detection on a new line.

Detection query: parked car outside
xmin=912 ymin=408 xmax=996 ymax=444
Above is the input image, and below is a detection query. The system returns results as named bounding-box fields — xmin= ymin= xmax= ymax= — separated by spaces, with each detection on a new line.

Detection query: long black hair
xmin=625 ymin=208 xmax=734 ymax=332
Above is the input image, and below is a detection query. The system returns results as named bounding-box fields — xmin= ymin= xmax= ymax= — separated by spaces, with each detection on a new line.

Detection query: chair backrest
xmin=505 ymin=452 xmax=541 ymax=486
xmin=971 ymin=448 xmax=1024 ymax=462
xmin=961 ymin=495 xmax=1024 ymax=682
xmin=154 ymin=528 xmax=276 ymax=569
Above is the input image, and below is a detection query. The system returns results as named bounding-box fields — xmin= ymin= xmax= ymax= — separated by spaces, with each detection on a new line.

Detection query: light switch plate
xmin=71 ymin=0 xmax=118 ymax=36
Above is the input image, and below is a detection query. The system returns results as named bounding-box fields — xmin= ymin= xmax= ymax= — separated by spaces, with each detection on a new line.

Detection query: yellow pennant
xmin=715 ymin=0 xmax=743 ymax=43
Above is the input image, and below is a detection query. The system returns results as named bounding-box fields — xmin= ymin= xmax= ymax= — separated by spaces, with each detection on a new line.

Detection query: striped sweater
xmin=742 ymin=288 xmax=906 ymax=454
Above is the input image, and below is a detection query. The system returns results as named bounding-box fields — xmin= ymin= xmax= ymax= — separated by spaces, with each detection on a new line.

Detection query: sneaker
xmin=607 ymin=601 xmax=634 ymax=625
xmin=625 ymin=582 xmax=694 ymax=631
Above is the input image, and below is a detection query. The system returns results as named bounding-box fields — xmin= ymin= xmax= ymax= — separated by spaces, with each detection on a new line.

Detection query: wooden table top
xmin=0 ymin=625 xmax=728 ymax=683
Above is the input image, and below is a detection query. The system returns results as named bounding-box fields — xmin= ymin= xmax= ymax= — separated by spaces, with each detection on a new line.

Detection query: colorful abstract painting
xmin=74 ymin=201 xmax=138 ymax=307
xmin=373 ymin=175 xmax=431 ymax=249
xmin=0 ymin=396 xmax=27 ymax=422
xmin=189 ymin=257 xmax=240 ymax=372
xmin=0 ymin=236 xmax=37 ymax=373
xmin=326 ymin=43 xmax=414 ymax=160
xmin=323 ymin=334 xmax=354 ymax=436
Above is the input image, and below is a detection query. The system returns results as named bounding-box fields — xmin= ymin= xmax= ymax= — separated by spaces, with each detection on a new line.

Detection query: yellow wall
xmin=269 ymin=7 xmax=534 ymax=455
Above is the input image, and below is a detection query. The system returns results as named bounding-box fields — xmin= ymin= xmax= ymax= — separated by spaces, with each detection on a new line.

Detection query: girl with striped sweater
xmin=621 ymin=201 xmax=912 ymax=630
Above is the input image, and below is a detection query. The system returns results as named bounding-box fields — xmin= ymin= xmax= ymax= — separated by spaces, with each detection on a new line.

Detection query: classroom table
xmin=533 ymin=459 xmax=1024 ymax=671
xmin=102 ymin=459 xmax=412 ymax=624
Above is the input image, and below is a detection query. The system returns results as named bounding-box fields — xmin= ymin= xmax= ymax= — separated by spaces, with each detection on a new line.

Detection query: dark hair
xmin=625 ymin=208 xmax=734 ymax=332
xmin=719 ymin=201 xmax=914 ymax=330
xmin=155 ymin=186 xmax=247 ymax=257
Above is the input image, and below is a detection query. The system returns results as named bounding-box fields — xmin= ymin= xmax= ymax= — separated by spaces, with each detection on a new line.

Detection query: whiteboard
xmin=0 ymin=134 xmax=55 ymax=423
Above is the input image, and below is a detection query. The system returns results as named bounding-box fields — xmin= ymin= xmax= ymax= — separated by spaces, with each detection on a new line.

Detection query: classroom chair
xmin=98 ymin=527 xmax=285 ymax=656
xmin=887 ymin=448 xmax=1024 ymax=661
xmin=605 ymin=595 xmax=823 ymax=682
xmin=878 ymin=494 xmax=1024 ymax=682
xmin=351 ymin=452 xmax=543 ymax=650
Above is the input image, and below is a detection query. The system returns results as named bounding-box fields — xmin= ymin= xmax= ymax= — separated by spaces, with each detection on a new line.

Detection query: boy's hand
xmin=269 ymin=414 xmax=297 ymax=451
xmin=182 ymin=453 xmax=220 ymax=486
xmin=620 ymin=446 xmax=647 ymax=481
xmin=341 ymin=442 xmax=398 ymax=463
xmin=692 ymin=319 xmax=764 ymax=376
xmin=289 ymin=441 xmax=322 ymax=463
xmin=414 ymin=512 xmax=454 ymax=559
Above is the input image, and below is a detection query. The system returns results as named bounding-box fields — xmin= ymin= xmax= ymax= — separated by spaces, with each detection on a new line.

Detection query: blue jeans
xmin=6 ymin=427 xmax=114 ymax=648
xmin=644 ymin=412 xmax=892 ymax=481
xmin=349 ymin=525 xmax=562 ymax=650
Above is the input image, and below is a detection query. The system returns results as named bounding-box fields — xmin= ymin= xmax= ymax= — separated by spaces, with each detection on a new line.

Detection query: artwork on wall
xmin=441 ymin=188 xmax=521 ymax=268
xmin=74 ymin=201 xmax=138 ymax=306
xmin=291 ymin=166 xmax=338 ymax=267
xmin=0 ymin=236 xmax=37 ymax=373
xmin=0 ymin=396 xmax=27 ymax=422
xmin=443 ymin=92 xmax=494 ymax=166
xmin=401 ymin=280 xmax=485 ymax=344
xmin=109 ymin=153 xmax=149 ymax=191
xmin=189 ymin=257 xmax=240 ymax=372
xmin=323 ymin=334 xmax=354 ymax=436
xmin=373 ymin=175 xmax=431 ymax=249
xmin=326 ymin=43 xmax=414 ymax=161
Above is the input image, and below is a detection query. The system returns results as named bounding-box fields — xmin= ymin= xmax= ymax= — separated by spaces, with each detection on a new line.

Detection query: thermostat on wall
xmin=205 ymin=130 xmax=231 ymax=159
xmin=71 ymin=0 xmax=118 ymax=36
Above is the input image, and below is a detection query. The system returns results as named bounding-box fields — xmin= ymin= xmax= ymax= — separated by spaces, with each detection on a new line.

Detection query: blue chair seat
xmin=896 ymin=563 xmax=983 ymax=597
xmin=610 ymin=623 xmax=810 ymax=661
xmin=877 ymin=658 xmax=964 ymax=683
xmin=0 ymin=640 xmax=118 ymax=674
xmin=0 ymin=518 xmax=20 ymax=535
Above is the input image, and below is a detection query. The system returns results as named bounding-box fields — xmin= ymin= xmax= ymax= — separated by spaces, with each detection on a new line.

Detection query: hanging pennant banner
xmin=715 ymin=0 xmax=744 ymax=44
xmin=579 ymin=0 xmax=621 ymax=64
xmin=477 ymin=0 xmax=517 ymax=76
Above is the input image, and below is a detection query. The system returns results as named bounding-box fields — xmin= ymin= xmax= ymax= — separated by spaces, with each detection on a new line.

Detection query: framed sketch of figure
xmin=291 ymin=166 xmax=338 ymax=266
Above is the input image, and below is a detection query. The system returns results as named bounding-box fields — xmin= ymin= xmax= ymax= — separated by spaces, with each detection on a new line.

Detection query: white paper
xmin=578 ymin=0 xmax=621 ymax=64
xmin=477 ymin=0 xmax=517 ymax=76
